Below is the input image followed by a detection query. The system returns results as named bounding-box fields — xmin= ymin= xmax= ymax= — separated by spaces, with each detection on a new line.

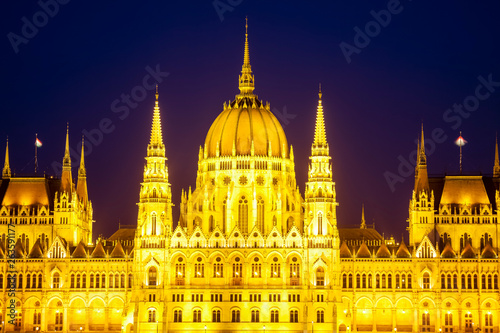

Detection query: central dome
xmin=204 ymin=20 xmax=288 ymax=159
xmin=205 ymin=97 xmax=288 ymax=158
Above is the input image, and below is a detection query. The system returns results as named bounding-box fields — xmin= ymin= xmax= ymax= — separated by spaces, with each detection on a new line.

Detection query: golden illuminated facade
xmin=1 ymin=24 xmax=499 ymax=333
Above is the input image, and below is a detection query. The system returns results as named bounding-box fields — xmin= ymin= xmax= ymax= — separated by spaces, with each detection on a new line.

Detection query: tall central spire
xmin=414 ymin=124 xmax=429 ymax=195
xmin=147 ymin=85 xmax=165 ymax=157
xmin=312 ymin=84 xmax=328 ymax=155
xmin=237 ymin=17 xmax=255 ymax=97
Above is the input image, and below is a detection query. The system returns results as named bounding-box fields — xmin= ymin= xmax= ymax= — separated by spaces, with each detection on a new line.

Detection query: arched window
xmin=286 ymin=216 xmax=294 ymax=233
xmin=444 ymin=313 xmax=453 ymax=331
xmin=193 ymin=310 xmax=202 ymax=323
xmin=271 ymin=259 xmax=280 ymax=278
xmin=238 ymin=196 xmax=249 ymax=234
xmin=318 ymin=212 xmax=323 ymax=235
xmin=316 ymin=310 xmax=325 ymax=323
xmin=148 ymin=309 xmax=156 ymax=323
xmin=422 ymin=272 xmax=430 ymax=289
xmin=52 ymin=273 xmax=60 ymax=288
xmin=151 ymin=213 xmax=157 ymax=235
xmin=148 ymin=267 xmax=157 ymax=286
xmin=209 ymin=215 xmax=214 ymax=233
xmin=231 ymin=309 xmax=240 ymax=322
xmin=213 ymin=260 xmax=223 ymax=278
xmin=271 ymin=309 xmax=279 ymax=322
xmin=173 ymin=309 xmax=182 ymax=323
xmin=26 ymin=274 xmax=31 ymax=289
xmin=290 ymin=260 xmax=300 ymax=278
xmin=316 ymin=267 xmax=325 ymax=286
xmin=212 ymin=309 xmax=221 ymax=322
xmin=290 ymin=310 xmax=299 ymax=323
xmin=257 ymin=197 xmax=265 ymax=232
xmin=251 ymin=310 xmax=260 ymax=322
xmin=128 ymin=274 xmax=133 ymax=288
xmin=195 ymin=260 xmax=204 ymax=278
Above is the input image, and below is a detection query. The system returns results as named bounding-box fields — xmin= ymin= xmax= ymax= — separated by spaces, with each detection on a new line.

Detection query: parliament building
xmin=0 ymin=24 xmax=499 ymax=333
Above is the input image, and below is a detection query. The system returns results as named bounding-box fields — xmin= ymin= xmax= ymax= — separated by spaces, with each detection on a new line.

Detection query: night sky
xmin=2 ymin=1 xmax=500 ymax=240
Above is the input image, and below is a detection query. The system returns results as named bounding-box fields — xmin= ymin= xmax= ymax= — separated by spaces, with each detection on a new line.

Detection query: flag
xmin=35 ymin=138 xmax=42 ymax=147
xmin=455 ymin=135 xmax=467 ymax=147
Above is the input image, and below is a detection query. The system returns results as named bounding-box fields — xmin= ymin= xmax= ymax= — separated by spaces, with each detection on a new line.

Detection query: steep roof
xmin=91 ymin=242 xmax=107 ymax=258
xmin=339 ymin=241 xmax=352 ymax=258
xmin=108 ymin=226 xmax=136 ymax=242
xmin=356 ymin=242 xmax=371 ymax=258
xmin=338 ymin=227 xmax=383 ymax=242
xmin=14 ymin=238 xmax=25 ymax=258
xmin=110 ymin=241 xmax=125 ymax=258
xmin=461 ymin=243 xmax=475 ymax=258
xmin=0 ymin=177 xmax=60 ymax=210
xmin=72 ymin=241 xmax=87 ymax=258
xmin=441 ymin=243 xmax=456 ymax=258
xmin=28 ymin=238 xmax=44 ymax=258
xmin=429 ymin=175 xmax=499 ymax=209
xmin=376 ymin=243 xmax=391 ymax=258
xmin=396 ymin=240 xmax=411 ymax=258
xmin=481 ymin=243 xmax=496 ymax=258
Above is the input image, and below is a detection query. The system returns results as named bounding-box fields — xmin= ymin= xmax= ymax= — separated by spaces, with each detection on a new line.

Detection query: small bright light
xmin=402 ymin=310 xmax=405 ymax=314
xmin=236 ymin=272 xmax=239 ymax=276
xmin=254 ymin=272 xmax=258 ymax=276
xmin=293 ymin=272 xmax=296 ymax=276
xmin=344 ymin=310 xmax=347 ymax=314
xmin=273 ymin=272 xmax=277 ymax=275
xmin=216 ymin=272 xmax=220 ymax=276
xmin=447 ymin=311 xmax=451 ymax=315
xmin=197 ymin=272 xmax=201 ymax=276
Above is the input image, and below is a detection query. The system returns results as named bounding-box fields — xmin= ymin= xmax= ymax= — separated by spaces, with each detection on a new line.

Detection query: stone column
xmin=458 ymin=309 xmax=462 ymax=332
xmin=392 ymin=308 xmax=397 ymax=331
xmin=372 ymin=307 xmax=377 ymax=332
xmin=352 ymin=308 xmax=357 ymax=332
xmin=63 ymin=306 xmax=69 ymax=332
xmin=413 ymin=307 xmax=418 ymax=333
xmin=85 ymin=307 xmax=91 ymax=331
xmin=104 ymin=307 xmax=110 ymax=331
xmin=41 ymin=306 xmax=47 ymax=332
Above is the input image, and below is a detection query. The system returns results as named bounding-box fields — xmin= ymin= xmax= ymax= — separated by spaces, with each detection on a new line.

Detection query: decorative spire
xmin=63 ymin=123 xmax=71 ymax=166
xmin=78 ymin=136 xmax=86 ymax=177
xmin=418 ymin=122 xmax=426 ymax=165
xmin=147 ymin=85 xmax=165 ymax=157
xmin=414 ymin=123 xmax=429 ymax=195
xmin=360 ymin=204 xmax=366 ymax=229
xmin=77 ymin=136 xmax=88 ymax=205
xmin=312 ymin=84 xmax=328 ymax=152
xmin=60 ymin=124 xmax=73 ymax=193
xmin=2 ymin=138 xmax=11 ymax=178
xmin=494 ymin=134 xmax=500 ymax=177
xmin=237 ymin=17 xmax=255 ymax=97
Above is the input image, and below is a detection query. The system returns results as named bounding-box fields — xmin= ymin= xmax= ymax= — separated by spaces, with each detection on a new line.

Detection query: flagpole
xmin=35 ymin=133 xmax=38 ymax=174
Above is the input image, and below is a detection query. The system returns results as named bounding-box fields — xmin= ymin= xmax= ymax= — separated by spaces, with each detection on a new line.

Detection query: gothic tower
xmin=129 ymin=88 xmax=173 ymax=332
xmin=408 ymin=125 xmax=435 ymax=247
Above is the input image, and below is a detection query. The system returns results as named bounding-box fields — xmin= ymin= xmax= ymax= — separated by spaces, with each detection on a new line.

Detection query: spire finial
xmin=3 ymin=138 xmax=11 ymax=178
xmin=494 ymin=133 xmax=500 ymax=177
xmin=360 ymin=204 xmax=366 ymax=229
xmin=313 ymin=87 xmax=327 ymax=149
xmin=63 ymin=123 xmax=71 ymax=166
xmin=148 ymin=90 xmax=165 ymax=157
xmin=79 ymin=135 xmax=86 ymax=172
xmin=238 ymin=17 xmax=255 ymax=96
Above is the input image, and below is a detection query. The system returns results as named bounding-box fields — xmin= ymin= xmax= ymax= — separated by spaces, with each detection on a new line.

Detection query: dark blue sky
xmin=1 ymin=1 xmax=500 ymax=239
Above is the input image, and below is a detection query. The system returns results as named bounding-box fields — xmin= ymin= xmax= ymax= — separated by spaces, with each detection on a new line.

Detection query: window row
xmin=166 ymin=308 xmax=323 ymax=323
xmin=342 ymin=273 xmax=412 ymax=289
